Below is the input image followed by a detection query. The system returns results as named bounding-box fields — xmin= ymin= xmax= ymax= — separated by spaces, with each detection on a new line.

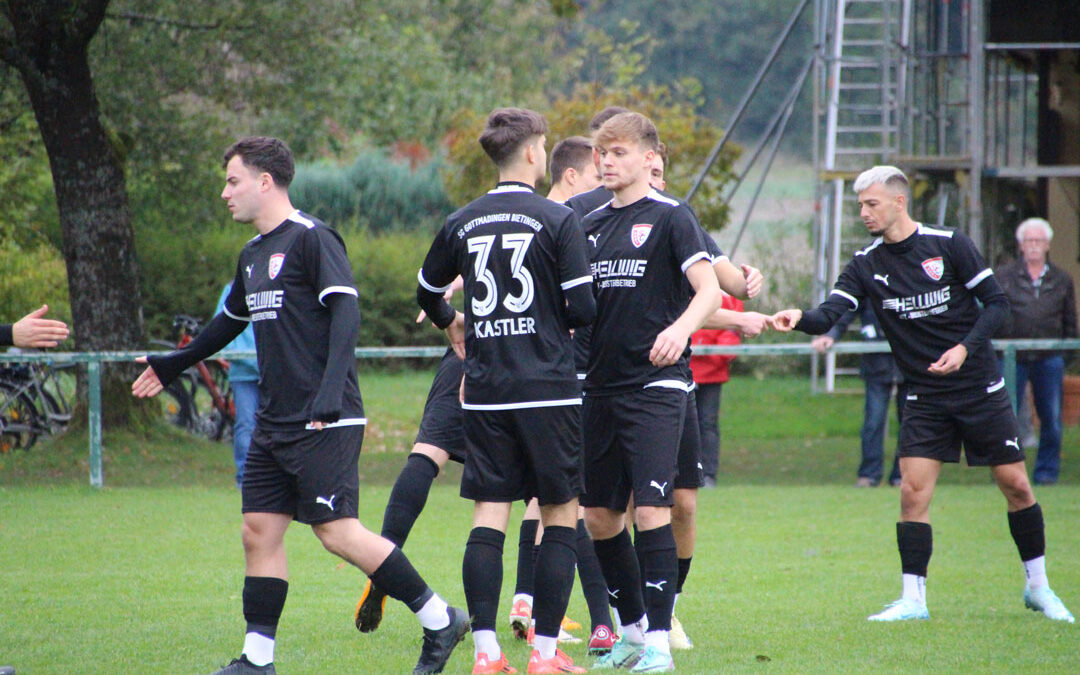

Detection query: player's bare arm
xmin=651 ymin=258 xmax=722 ymax=367
xmin=712 ymin=258 xmax=750 ymax=299
xmin=444 ymin=311 xmax=466 ymax=361
xmin=700 ymin=308 xmax=771 ymax=337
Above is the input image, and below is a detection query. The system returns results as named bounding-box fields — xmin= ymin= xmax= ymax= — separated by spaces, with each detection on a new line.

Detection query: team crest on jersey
xmin=268 ymin=253 xmax=285 ymax=280
xmin=630 ymin=223 xmax=653 ymax=248
xmin=921 ymin=257 xmax=944 ymax=281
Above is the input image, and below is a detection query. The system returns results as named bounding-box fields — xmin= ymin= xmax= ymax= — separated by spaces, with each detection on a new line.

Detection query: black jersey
xmin=805 ymin=223 xmax=1006 ymax=394
xmin=582 ymin=189 xmax=712 ymax=395
xmin=223 ymin=211 xmax=365 ymax=430
xmin=566 ymin=186 xmax=613 ymax=219
xmin=418 ymin=182 xmax=594 ymax=410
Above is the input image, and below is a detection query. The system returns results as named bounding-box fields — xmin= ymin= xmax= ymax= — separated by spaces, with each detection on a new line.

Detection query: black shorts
xmin=242 ymin=424 xmax=365 ymax=524
xmin=898 ymin=385 xmax=1024 ymax=466
xmin=460 ymin=405 xmax=583 ymax=506
xmin=581 ymin=387 xmax=687 ymax=510
xmin=414 ymin=350 xmax=466 ymax=463
xmin=674 ymin=389 xmax=704 ymax=489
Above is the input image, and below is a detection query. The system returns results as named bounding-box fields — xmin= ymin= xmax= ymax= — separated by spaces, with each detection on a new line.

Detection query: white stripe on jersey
xmin=561 ymin=275 xmax=593 ymax=290
xmin=288 ymin=210 xmax=317 ymax=229
xmin=830 ymin=288 xmax=859 ymax=309
xmin=712 ymin=254 xmax=730 ymax=264
xmin=417 ymin=269 xmax=453 ymax=294
xmin=986 ymin=378 xmax=1005 ymax=393
xmin=488 ymin=184 xmax=532 ymax=195
xmin=965 ymin=268 xmax=993 ymax=289
xmin=318 ymin=285 xmax=359 ymax=305
xmin=854 ymin=238 xmax=884 ymax=257
xmin=462 ymin=397 xmax=583 ymax=411
xmin=305 ymin=417 xmax=367 ymax=430
xmin=223 ymin=306 xmax=251 ymax=322
xmin=646 ymin=188 xmax=680 ymax=207
xmin=917 ymin=223 xmax=953 ymax=238
xmin=585 ymin=201 xmax=613 ymax=218
xmin=680 ymin=251 xmax=712 ymax=274
xmin=644 ymin=379 xmax=695 ymax=392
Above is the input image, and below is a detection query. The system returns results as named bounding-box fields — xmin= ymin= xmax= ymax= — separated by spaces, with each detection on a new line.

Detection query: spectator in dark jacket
xmin=997 ymin=217 xmax=1078 ymax=485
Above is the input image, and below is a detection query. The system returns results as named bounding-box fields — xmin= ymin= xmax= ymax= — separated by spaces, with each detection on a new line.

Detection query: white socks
xmin=1024 ymin=555 xmax=1048 ymax=590
xmin=242 ymin=632 xmax=275 ymax=666
xmin=901 ymin=573 xmax=926 ymax=605
xmin=416 ymin=593 xmax=450 ymax=630
xmin=474 ymin=629 xmax=501 ymax=661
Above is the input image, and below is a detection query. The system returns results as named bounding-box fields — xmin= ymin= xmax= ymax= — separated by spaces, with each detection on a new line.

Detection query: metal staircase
xmin=813 ymin=0 xmax=909 ymax=391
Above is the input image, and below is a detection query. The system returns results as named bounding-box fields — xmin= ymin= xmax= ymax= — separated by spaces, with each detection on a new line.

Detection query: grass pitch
xmin=1 ymin=374 xmax=1077 ymax=674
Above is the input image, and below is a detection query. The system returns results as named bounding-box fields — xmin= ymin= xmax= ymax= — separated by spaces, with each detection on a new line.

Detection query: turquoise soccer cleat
xmin=867 ymin=598 xmax=930 ymax=622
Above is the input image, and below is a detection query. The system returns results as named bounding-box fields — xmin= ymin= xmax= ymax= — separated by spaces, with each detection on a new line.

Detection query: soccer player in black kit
xmin=772 ymin=165 xmax=1073 ymax=624
xmin=580 ymin=112 xmax=722 ymax=673
xmin=132 ymin=137 xmax=469 ymax=675
xmin=417 ymin=108 xmax=596 ymax=675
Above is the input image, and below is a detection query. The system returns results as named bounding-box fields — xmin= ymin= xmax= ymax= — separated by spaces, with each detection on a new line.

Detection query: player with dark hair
xmin=507 ymin=133 xmax=616 ymax=656
xmin=417 ymin=108 xmax=596 ymax=675
xmin=581 ymin=112 xmax=722 ymax=672
xmin=133 ymin=136 xmax=469 ymax=675
xmin=772 ymin=165 xmax=1073 ymax=624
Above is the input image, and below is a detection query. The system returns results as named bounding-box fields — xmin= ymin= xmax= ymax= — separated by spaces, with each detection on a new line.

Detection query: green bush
xmin=291 ymin=151 xmax=453 ymax=232
xmin=0 ymin=239 xmax=71 ymax=328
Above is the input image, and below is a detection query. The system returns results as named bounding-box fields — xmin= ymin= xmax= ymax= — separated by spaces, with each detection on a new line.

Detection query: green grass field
xmin=1 ymin=373 xmax=1078 ymax=674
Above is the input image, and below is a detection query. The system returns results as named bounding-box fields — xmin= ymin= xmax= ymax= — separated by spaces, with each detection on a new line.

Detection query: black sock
xmin=533 ymin=525 xmax=577 ymax=638
xmin=636 ymin=524 xmax=677 ymax=633
xmin=593 ymin=529 xmax=645 ymax=628
xmin=243 ymin=576 xmax=288 ymax=639
xmin=1008 ymin=503 xmax=1046 ymax=562
xmin=897 ymin=521 xmax=933 ymax=577
xmin=676 ymin=556 xmax=693 ymax=595
xmin=576 ymin=519 xmax=612 ymax=631
xmin=463 ymin=526 xmax=505 ymax=632
xmin=632 ymin=525 xmax=646 ymax=597
xmin=381 ymin=453 xmax=440 ymax=548
xmin=514 ymin=518 xmax=539 ymax=597
xmin=370 ymin=546 xmax=433 ymax=612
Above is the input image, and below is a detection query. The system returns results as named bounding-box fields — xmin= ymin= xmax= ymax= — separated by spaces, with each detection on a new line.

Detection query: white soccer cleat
xmin=668 ymin=615 xmax=693 ymax=650
xmin=1024 ymin=586 xmax=1075 ymax=623
xmin=867 ymin=598 xmax=929 ymax=622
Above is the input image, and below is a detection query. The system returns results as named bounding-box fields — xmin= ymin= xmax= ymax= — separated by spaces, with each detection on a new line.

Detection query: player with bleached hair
xmin=772 ymin=165 xmax=1073 ymax=624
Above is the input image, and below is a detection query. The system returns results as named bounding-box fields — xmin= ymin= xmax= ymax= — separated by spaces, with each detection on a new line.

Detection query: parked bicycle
xmin=152 ymin=315 xmax=235 ymax=441
xmin=0 ymin=355 xmax=74 ymax=452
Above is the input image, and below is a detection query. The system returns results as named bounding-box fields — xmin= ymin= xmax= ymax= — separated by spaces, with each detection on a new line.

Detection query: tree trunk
xmin=4 ymin=0 xmax=154 ymax=427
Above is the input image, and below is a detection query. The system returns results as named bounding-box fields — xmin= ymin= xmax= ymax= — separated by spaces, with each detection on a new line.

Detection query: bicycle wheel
xmin=161 ymin=379 xmax=197 ymax=431
xmin=194 ymin=361 xmax=233 ymax=442
xmin=0 ymin=380 xmax=45 ymax=452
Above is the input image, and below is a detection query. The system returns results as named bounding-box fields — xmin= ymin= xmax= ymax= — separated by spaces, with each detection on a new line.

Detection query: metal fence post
xmin=88 ymin=360 xmax=102 ymax=488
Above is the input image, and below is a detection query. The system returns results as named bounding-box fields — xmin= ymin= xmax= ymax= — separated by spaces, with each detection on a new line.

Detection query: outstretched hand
xmin=12 ymin=304 xmax=69 ymax=348
xmin=738 ymin=311 xmax=772 ymax=338
xmin=131 ymin=356 xmax=164 ymax=398
xmin=770 ymin=309 xmax=802 ymax=332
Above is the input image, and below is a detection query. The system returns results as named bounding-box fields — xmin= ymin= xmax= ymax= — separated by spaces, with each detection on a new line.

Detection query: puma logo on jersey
xmin=245 ymin=264 xmax=253 ymax=278
xmin=316 ymin=495 xmax=337 ymax=510
xmin=645 ymin=580 xmax=668 ymax=592
xmin=588 ymin=234 xmax=600 ymax=248
xmin=873 ymin=273 xmax=889 ymax=286
xmin=1005 ymin=438 xmax=1020 ymax=451
xmin=649 ymin=480 xmax=668 ymax=497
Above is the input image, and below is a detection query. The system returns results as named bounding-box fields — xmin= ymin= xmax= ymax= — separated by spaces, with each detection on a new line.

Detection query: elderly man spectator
xmin=998 ymin=217 xmax=1078 ymax=485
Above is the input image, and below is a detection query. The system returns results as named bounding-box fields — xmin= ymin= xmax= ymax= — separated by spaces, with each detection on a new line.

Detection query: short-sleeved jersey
xmin=566 ymin=186 xmax=613 ymax=219
xmin=582 ymin=189 xmax=712 ymax=395
xmin=418 ymin=182 xmax=593 ymax=410
xmin=223 ymin=211 xmax=364 ymax=430
xmin=828 ymin=223 xmax=1004 ymax=394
